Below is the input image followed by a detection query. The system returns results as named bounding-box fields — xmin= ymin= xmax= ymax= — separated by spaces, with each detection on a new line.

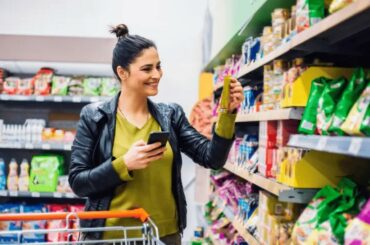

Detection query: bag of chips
xmin=68 ymin=77 xmax=84 ymax=96
xmin=298 ymin=77 xmax=327 ymax=134
xmin=83 ymin=77 xmax=101 ymax=96
xmin=329 ymin=0 xmax=355 ymax=13
xmin=316 ymin=77 xmax=348 ymax=135
xmin=33 ymin=68 xmax=54 ymax=95
xmin=3 ymin=77 xmax=20 ymax=95
xmin=101 ymin=78 xmax=121 ymax=96
xmin=296 ymin=0 xmax=325 ymax=33
xmin=51 ymin=76 xmax=70 ymax=96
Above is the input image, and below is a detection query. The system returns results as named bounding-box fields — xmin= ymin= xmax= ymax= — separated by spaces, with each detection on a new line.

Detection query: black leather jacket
xmin=68 ymin=92 xmax=234 ymax=239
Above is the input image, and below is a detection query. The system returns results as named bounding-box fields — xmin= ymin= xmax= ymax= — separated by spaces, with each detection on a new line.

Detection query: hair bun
xmin=110 ymin=24 xmax=129 ymax=39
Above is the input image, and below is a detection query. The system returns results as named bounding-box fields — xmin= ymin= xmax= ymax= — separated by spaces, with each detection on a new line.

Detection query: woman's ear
xmin=117 ymin=66 xmax=129 ymax=81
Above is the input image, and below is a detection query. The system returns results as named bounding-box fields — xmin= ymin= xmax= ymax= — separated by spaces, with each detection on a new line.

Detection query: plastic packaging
xmin=329 ymin=0 xmax=355 ymax=13
xmin=3 ymin=77 xmax=20 ymax=95
xmin=296 ymin=0 xmax=325 ymax=33
xmin=298 ymin=77 xmax=327 ymax=134
xmin=7 ymin=159 xmax=18 ymax=191
xmin=83 ymin=77 xmax=101 ymax=96
xmin=101 ymin=78 xmax=121 ymax=96
xmin=51 ymin=76 xmax=70 ymax=95
xmin=345 ymin=199 xmax=370 ymax=245
xmin=18 ymin=159 xmax=30 ymax=191
xmin=21 ymin=204 xmax=47 ymax=243
xmin=33 ymin=68 xmax=54 ymax=95
xmin=0 ymin=159 xmax=5 ymax=190
xmin=316 ymin=77 xmax=348 ymax=135
xmin=0 ymin=204 xmax=21 ymax=243
xmin=17 ymin=79 xmax=33 ymax=95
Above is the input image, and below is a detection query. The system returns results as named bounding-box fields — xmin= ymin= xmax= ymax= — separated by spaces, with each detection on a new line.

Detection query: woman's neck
xmin=118 ymin=91 xmax=149 ymax=116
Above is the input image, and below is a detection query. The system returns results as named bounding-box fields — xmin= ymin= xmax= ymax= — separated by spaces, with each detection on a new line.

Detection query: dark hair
xmin=110 ymin=24 xmax=156 ymax=80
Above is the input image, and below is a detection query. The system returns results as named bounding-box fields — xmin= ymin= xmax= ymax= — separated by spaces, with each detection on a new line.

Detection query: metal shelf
xmin=224 ymin=162 xmax=317 ymax=203
xmin=0 ymin=190 xmax=85 ymax=201
xmin=232 ymin=218 xmax=260 ymax=245
xmin=288 ymin=135 xmax=370 ymax=159
xmin=237 ymin=0 xmax=370 ymax=79
xmin=0 ymin=94 xmax=111 ymax=103
xmin=235 ymin=108 xmax=303 ymax=123
xmin=0 ymin=142 xmax=72 ymax=151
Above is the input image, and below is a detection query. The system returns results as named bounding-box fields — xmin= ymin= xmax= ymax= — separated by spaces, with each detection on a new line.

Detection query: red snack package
xmin=46 ymin=204 xmax=68 ymax=242
xmin=33 ymin=68 xmax=54 ymax=95
xmin=68 ymin=205 xmax=85 ymax=241
xmin=277 ymin=120 xmax=300 ymax=147
xmin=17 ymin=78 xmax=34 ymax=95
xmin=3 ymin=77 xmax=20 ymax=95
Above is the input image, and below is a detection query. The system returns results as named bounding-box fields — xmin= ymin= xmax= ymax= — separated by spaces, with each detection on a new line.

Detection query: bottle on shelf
xmin=18 ymin=158 xmax=30 ymax=191
xmin=0 ymin=158 xmax=6 ymax=190
xmin=7 ymin=158 xmax=18 ymax=191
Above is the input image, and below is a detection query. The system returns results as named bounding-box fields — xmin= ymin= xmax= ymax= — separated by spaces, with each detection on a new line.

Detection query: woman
xmin=68 ymin=24 xmax=244 ymax=244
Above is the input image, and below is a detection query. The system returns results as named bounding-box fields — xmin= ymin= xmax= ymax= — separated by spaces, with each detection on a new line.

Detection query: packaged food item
xmin=3 ymin=77 xmax=20 ymax=95
xmin=33 ymin=68 xmax=54 ymax=95
xmin=101 ymin=78 xmax=121 ymax=96
xmin=0 ymin=159 xmax=6 ymax=190
xmin=29 ymin=155 xmax=64 ymax=192
xmin=7 ymin=158 xmax=18 ymax=191
xmin=329 ymin=0 xmax=355 ymax=13
xmin=83 ymin=77 xmax=101 ymax=96
xmin=57 ymin=175 xmax=72 ymax=193
xmin=18 ymin=159 xmax=30 ymax=191
xmin=46 ymin=204 xmax=68 ymax=242
xmin=0 ymin=68 xmax=8 ymax=94
xmin=296 ymin=0 xmax=325 ymax=33
xmin=317 ymin=77 xmax=348 ymax=135
xmin=298 ymin=77 xmax=328 ymax=134
xmin=341 ymin=81 xmax=370 ymax=136
xmin=0 ymin=203 xmax=21 ymax=244
xmin=68 ymin=76 xmax=84 ymax=96
xmin=345 ymin=199 xmax=370 ymax=245
xmin=69 ymin=205 xmax=85 ymax=241
xmin=51 ymin=76 xmax=70 ymax=95
xmin=17 ymin=79 xmax=33 ymax=95
xmin=21 ymin=204 xmax=47 ymax=243
xmin=329 ymin=68 xmax=368 ymax=135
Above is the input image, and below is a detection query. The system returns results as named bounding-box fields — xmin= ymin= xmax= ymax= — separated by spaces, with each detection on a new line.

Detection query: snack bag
xmin=46 ymin=204 xmax=68 ymax=242
xmin=3 ymin=77 xmax=20 ymax=95
xmin=101 ymin=78 xmax=121 ymax=96
xmin=329 ymin=0 xmax=355 ymax=13
xmin=83 ymin=77 xmax=101 ymax=96
xmin=298 ymin=77 xmax=327 ymax=134
xmin=345 ymin=199 xmax=370 ymax=245
xmin=17 ymin=78 xmax=33 ymax=95
xmin=341 ymin=81 xmax=370 ymax=136
xmin=296 ymin=0 xmax=325 ymax=33
xmin=21 ymin=204 xmax=47 ymax=243
xmin=329 ymin=68 xmax=368 ymax=135
xmin=0 ymin=204 xmax=21 ymax=244
xmin=68 ymin=77 xmax=84 ymax=96
xmin=317 ymin=77 xmax=348 ymax=135
xmin=51 ymin=76 xmax=70 ymax=95
xmin=33 ymin=68 xmax=54 ymax=95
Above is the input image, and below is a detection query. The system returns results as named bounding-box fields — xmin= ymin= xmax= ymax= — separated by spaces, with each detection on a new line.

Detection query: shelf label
xmin=1 ymin=95 xmax=9 ymax=101
xmin=348 ymin=138 xmax=362 ymax=155
xmin=65 ymin=193 xmax=75 ymax=198
xmin=0 ymin=190 xmax=7 ymax=196
xmin=31 ymin=192 xmax=41 ymax=198
xmin=64 ymin=144 xmax=72 ymax=151
xmin=9 ymin=191 xmax=18 ymax=197
xmin=72 ymin=96 xmax=82 ymax=103
xmin=41 ymin=144 xmax=51 ymax=150
xmin=35 ymin=96 xmax=45 ymax=102
xmin=25 ymin=143 xmax=34 ymax=149
xmin=90 ymin=97 xmax=100 ymax=102
xmin=316 ymin=137 xmax=328 ymax=150
xmin=54 ymin=96 xmax=63 ymax=102
xmin=53 ymin=192 xmax=63 ymax=198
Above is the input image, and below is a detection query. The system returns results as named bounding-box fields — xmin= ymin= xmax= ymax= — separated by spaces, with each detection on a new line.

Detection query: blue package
xmin=0 ymin=159 xmax=6 ymax=190
xmin=0 ymin=204 xmax=21 ymax=244
xmin=21 ymin=204 xmax=47 ymax=243
xmin=249 ymin=38 xmax=261 ymax=63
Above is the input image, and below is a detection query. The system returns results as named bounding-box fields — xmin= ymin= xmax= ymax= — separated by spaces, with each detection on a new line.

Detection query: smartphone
xmin=147 ymin=131 xmax=170 ymax=147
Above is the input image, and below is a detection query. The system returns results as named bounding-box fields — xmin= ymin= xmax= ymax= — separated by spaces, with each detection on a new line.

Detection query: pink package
xmin=345 ymin=199 xmax=370 ymax=245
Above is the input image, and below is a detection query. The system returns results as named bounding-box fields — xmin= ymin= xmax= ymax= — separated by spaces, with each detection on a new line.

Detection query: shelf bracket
xmin=278 ymin=189 xmax=318 ymax=204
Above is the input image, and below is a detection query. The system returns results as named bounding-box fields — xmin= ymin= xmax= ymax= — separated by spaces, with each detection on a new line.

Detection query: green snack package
xmin=51 ymin=76 xmax=70 ymax=96
xmin=101 ymin=78 xmax=121 ymax=96
xmin=341 ymin=81 xmax=370 ymax=136
xmin=298 ymin=77 xmax=327 ymax=134
xmin=329 ymin=68 xmax=368 ymax=135
xmin=316 ymin=77 xmax=348 ymax=135
xmin=83 ymin=77 xmax=102 ymax=96
xmin=29 ymin=155 xmax=64 ymax=192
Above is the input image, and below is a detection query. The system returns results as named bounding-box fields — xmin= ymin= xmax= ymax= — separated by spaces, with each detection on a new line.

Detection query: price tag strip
xmin=348 ymin=138 xmax=363 ymax=156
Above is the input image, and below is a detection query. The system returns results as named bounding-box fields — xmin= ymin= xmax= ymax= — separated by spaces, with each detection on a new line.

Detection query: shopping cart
xmin=0 ymin=208 xmax=164 ymax=244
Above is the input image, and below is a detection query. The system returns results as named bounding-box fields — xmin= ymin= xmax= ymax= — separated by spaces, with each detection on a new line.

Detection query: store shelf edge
xmin=0 ymin=94 xmax=111 ymax=103
xmin=0 ymin=190 xmax=85 ymax=201
xmin=235 ymin=108 xmax=303 ymax=122
xmin=232 ymin=218 xmax=260 ymax=245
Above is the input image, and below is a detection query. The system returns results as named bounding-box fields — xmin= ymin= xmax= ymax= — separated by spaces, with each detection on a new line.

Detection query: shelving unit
xmin=235 ymin=108 xmax=303 ymax=123
xmin=0 ymin=190 xmax=82 ymax=200
xmin=288 ymin=135 xmax=370 ymax=159
xmin=0 ymin=142 xmax=72 ymax=151
xmin=232 ymin=219 xmax=260 ymax=245
xmin=0 ymin=94 xmax=110 ymax=103
xmin=224 ymin=162 xmax=317 ymax=204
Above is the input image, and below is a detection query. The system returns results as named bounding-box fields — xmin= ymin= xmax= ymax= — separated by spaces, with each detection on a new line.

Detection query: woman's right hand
xmin=123 ymin=140 xmax=166 ymax=171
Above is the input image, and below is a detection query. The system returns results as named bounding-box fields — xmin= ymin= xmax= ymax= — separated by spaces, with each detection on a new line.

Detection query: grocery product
xmin=18 ymin=159 xmax=30 ymax=191
xmin=101 ymin=78 xmax=121 ymax=96
xmin=345 ymin=199 xmax=370 ymax=245
xmin=296 ymin=0 xmax=325 ymax=33
xmin=83 ymin=77 xmax=101 ymax=96
xmin=68 ymin=76 xmax=84 ymax=96
xmin=46 ymin=204 xmax=68 ymax=242
xmin=329 ymin=0 xmax=355 ymax=13
xmin=329 ymin=68 xmax=368 ymax=135
xmin=3 ymin=77 xmax=19 ymax=95
xmin=0 ymin=204 xmax=21 ymax=243
xmin=32 ymin=68 xmax=54 ymax=95
xmin=0 ymin=159 xmax=6 ymax=190
xmin=17 ymin=79 xmax=33 ymax=95
xmin=51 ymin=76 xmax=70 ymax=95
xmin=298 ymin=77 xmax=327 ymax=134
xmin=21 ymin=204 xmax=47 ymax=243
xmin=341 ymin=81 xmax=370 ymax=136
xmin=219 ymin=76 xmax=231 ymax=111
xmin=29 ymin=155 xmax=64 ymax=192
xmin=316 ymin=77 xmax=348 ymax=135
xmin=7 ymin=159 xmax=18 ymax=191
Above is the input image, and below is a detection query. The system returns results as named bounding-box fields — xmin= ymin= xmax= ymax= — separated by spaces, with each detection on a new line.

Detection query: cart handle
xmin=0 ymin=208 xmax=150 ymax=223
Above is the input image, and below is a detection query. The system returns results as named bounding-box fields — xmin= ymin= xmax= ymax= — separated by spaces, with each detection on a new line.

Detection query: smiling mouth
xmin=144 ymin=82 xmax=159 ymax=87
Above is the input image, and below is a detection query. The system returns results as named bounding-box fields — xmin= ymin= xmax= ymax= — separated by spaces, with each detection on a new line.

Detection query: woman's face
xmin=121 ymin=47 xmax=163 ymax=97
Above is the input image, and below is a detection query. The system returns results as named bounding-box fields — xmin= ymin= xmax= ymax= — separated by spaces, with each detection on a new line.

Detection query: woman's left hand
xmin=228 ymin=77 xmax=244 ymax=113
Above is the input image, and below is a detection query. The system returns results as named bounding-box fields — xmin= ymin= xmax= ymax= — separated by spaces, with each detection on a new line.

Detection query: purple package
xmin=358 ymin=198 xmax=370 ymax=224
xmin=345 ymin=198 xmax=370 ymax=245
